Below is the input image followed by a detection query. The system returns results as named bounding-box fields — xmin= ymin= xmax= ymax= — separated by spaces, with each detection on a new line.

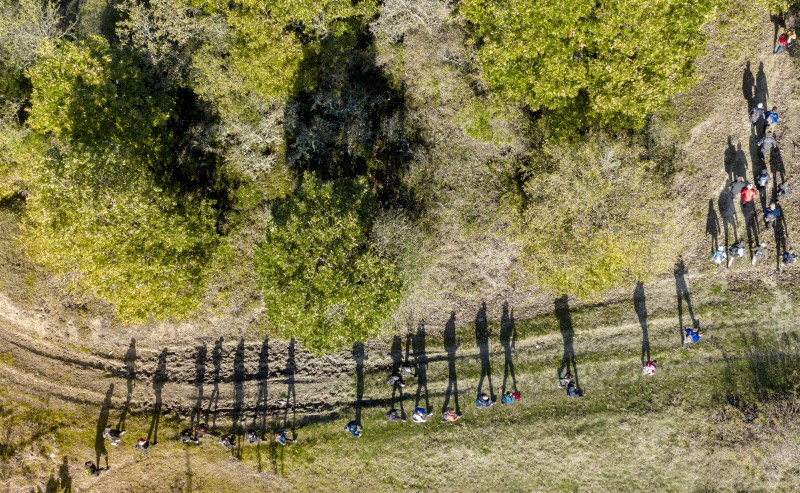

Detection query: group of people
xmin=715 ymin=94 xmax=796 ymax=269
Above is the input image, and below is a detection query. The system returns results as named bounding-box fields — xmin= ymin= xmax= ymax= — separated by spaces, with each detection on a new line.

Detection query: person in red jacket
xmin=740 ymin=183 xmax=756 ymax=206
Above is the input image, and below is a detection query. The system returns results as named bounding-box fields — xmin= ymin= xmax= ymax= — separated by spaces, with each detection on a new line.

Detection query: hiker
xmin=757 ymin=168 xmax=769 ymax=192
xmin=102 ymin=425 xmax=124 ymax=446
xmin=642 ymin=361 xmax=657 ymax=376
xmin=777 ymin=183 xmax=791 ymax=201
xmin=763 ymin=106 xmax=779 ymax=132
xmin=763 ymin=202 xmax=781 ymax=230
xmin=741 ymin=183 xmax=757 ymax=205
xmin=730 ymin=176 xmax=746 ymax=196
xmin=441 ymin=407 xmax=462 ymax=423
xmin=710 ymin=246 xmax=727 ymax=267
xmin=727 ymin=241 xmax=746 ymax=267
xmin=274 ymin=430 xmax=294 ymax=446
xmin=135 ymin=438 xmax=151 ymax=453
xmin=558 ymin=373 xmax=573 ymax=389
xmin=774 ymin=30 xmax=797 ymax=57
xmin=782 ymin=248 xmax=798 ymax=268
xmin=758 ymin=133 xmax=778 ymax=160
xmin=566 ymin=380 xmax=581 ymax=398
xmin=180 ymin=429 xmax=199 ymax=445
xmin=752 ymin=242 xmax=768 ymax=266
xmin=194 ymin=423 xmax=209 ymax=437
xmin=501 ymin=391 xmax=521 ymax=405
xmin=749 ymin=103 xmax=765 ymax=127
xmin=684 ymin=328 xmax=701 ymax=345
xmin=84 ymin=461 xmax=104 ymax=477
xmin=386 ymin=408 xmax=404 ymax=421
xmin=476 ymin=393 xmax=494 ymax=408
xmin=386 ymin=372 xmax=406 ymax=389
xmin=218 ymin=434 xmax=236 ymax=449
xmin=246 ymin=429 xmax=260 ymax=444
xmin=344 ymin=421 xmax=362 ymax=438
xmin=412 ymin=407 xmax=430 ymax=423
xmin=399 ymin=364 xmax=414 ymax=379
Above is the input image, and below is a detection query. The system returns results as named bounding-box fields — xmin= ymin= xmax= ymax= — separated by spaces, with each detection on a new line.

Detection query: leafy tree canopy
xmin=255 ymin=173 xmax=404 ymax=353
xmin=462 ymin=0 xmax=715 ymax=131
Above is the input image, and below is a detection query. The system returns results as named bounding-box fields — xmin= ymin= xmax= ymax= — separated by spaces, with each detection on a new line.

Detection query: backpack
xmin=765 ymin=212 xmax=777 ymax=223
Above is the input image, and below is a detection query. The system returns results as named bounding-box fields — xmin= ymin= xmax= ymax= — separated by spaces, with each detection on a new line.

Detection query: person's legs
xmin=774 ymin=44 xmax=783 ymax=56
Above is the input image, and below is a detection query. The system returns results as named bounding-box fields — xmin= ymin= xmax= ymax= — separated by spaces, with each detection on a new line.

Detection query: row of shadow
xmin=707 ymin=61 xmax=791 ymax=269
xmin=94 ymin=269 xmax=700 ymax=468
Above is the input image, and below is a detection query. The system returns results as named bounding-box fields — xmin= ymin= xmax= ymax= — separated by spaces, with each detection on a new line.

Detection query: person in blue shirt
xmin=763 ymin=202 xmax=782 ymax=230
xmin=344 ymin=421 xmax=362 ymax=438
xmin=475 ymin=393 xmax=494 ymax=408
xmin=274 ymin=430 xmax=294 ymax=446
xmin=566 ymin=380 xmax=581 ymax=398
xmin=764 ymin=107 xmax=779 ymax=132
xmin=684 ymin=327 xmax=701 ymax=345
xmin=782 ymin=248 xmax=797 ymax=269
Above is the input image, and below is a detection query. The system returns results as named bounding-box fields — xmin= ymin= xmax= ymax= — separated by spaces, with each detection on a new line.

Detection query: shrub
xmin=255 ymin=173 xmax=404 ymax=353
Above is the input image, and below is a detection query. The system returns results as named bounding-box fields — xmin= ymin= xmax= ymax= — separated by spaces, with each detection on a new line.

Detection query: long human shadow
xmin=674 ymin=258 xmax=699 ymax=344
xmin=252 ymin=337 xmax=269 ymax=432
xmin=95 ymin=384 xmax=113 ymax=468
xmin=633 ymin=282 xmax=650 ymax=365
xmin=744 ymin=201 xmax=760 ymax=257
xmin=742 ymin=61 xmax=754 ymax=107
xmin=147 ymin=349 xmax=168 ymax=444
xmin=58 ymin=456 xmax=71 ymax=493
xmin=755 ymin=61 xmax=769 ymax=108
xmin=205 ymin=337 xmax=223 ymax=431
xmin=770 ymin=146 xmax=786 ymax=187
xmin=499 ymin=302 xmax=517 ymax=394
xmin=442 ymin=311 xmax=461 ymax=414
xmin=389 ymin=335 xmax=405 ymax=419
xmin=735 ymin=142 xmax=748 ymax=180
xmin=475 ymin=302 xmax=495 ymax=400
xmin=413 ymin=321 xmax=431 ymax=412
xmin=189 ymin=343 xmax=206 ymax=429
xmin=117 ymin=338 xmax=136 ymax=432
xmin=774 ymin=203 xmax=789 ymax=270
xmin=706 ymin=198 xmax=720 ymax=252
xmin=231 ymin=338 xmax=245 ymax=433
xmin=718 ymin=186 xmax=738 ymax=246
xmin=352 ymin=341 xmax=367 ymax=426
xmin=723 ymin=137 xmax=737 ymax=182
xmin=283 ymin=338 xmax=297 ymax=440
xmin=555 ymin=295 xmax=580 ymax=392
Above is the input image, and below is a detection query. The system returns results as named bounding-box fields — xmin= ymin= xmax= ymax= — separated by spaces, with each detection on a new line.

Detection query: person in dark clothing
xmin=195 ymin=423 xmax=209 ymax=437
xmin=752 ymin=241 xmax=768 ymax=266
xmin=102 ymin=426 xmax=125 ymax=447
xmin=274 ymin=429 xmax=294 ymax=446
xmin=344 ymin=421 xmax=362 ymax=438
xmin=566 ymin=380 xmax=581 ymax=398
xmin=727 ymin=241 xmax=746 ymax=267
xmin=386 ymin=373 xmax=406 ymax=388
xmin=782 ymin=248 xmax=798 ymax=269
xmin=756 ymin=169 xmax=769 ymax=192
xmin=475 ymin=393 xmax=495 ymax=408
xmin=246 ymin=429 xmax=260 ymax=445
xmin=763 ymin=202 xmax=782 ymax=230
xmin=385 ymin=409 xmax=404 ymax=421
xmin=218 ymin=434 xmax=236 ymax=449
xmin=180 ymin=429 xmax=200 ymax=445
xmin=84 ymin=461 xmax=104 ymax=477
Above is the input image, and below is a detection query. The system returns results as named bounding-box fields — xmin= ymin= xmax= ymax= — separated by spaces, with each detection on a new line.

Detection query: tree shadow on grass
xmin=500 ymin=302 xmax=517 ymax=395
xmin=94 ymin=384 xmax=113 ymax=468
xmin=442 ymin=312 xmax=461 ymax=414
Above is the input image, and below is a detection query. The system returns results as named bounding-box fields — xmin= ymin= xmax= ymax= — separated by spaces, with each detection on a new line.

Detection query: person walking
xmin=758 ymin=133 xmax=778 ymax=161
xmin=756 ymin=169 xmax=769 ymax=193
xmin=763 ymin=202 xmax=782 ymax=230
xmin=727 ymin=241 xmax=746 ymax=267
xmin=711 ymin=246 xmax=727 ymax=267
xmin=684 ymin=328 xmax=701 ymax=345
xmin=412 ymin=407 xmax=431 ymax=423
xmin=782 ymin=248 xmax=798 ymax=269
xmin=344 ymin=421 xmax=362 ymax=438
xmin=441 ymin=407 xmax=462 ymax=423
xmin=774 ymin=30 xmax=797 ymax=57
xmin=749 ymin=103 xmax=765 ymax=127
xmin=475 ymin=393 xmax=495 ymax=408
xmin=741 ymin=183 xmax=757 ymax=206
xmin=752 ymin=242 xmax=768 ymax=266
xmin=642 ymin=361 xmax=657 ymax=376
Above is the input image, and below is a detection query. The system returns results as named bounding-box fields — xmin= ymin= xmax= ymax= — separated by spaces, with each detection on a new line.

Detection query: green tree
xmin=21 ymin=36 xmax=218 ymax=321
xmin=513 ymin=134 xmax=680 ymax=299
xmin=255 ymin=174 xmax=404 ymax=353
xmin=461 ymin=0 xmax=714 ymax=131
